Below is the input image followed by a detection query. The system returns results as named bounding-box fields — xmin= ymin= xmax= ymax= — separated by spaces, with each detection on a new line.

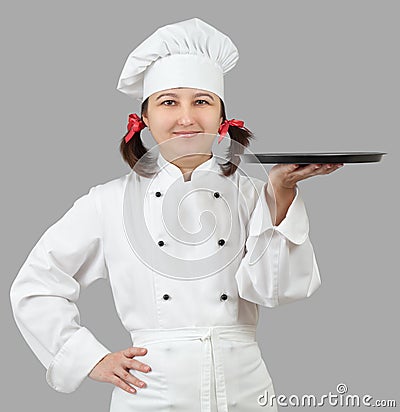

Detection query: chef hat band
xmin=116 ymin=18 xmax=239 ymax=103
xmin=143 ymin=54 xmax=224 ymax=102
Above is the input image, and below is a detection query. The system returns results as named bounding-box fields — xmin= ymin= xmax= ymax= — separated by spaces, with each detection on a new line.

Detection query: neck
xmin=171 ymin=153 xmax=212 ymax=180
xmin=171 ymin=153 xmax=212 ymax=171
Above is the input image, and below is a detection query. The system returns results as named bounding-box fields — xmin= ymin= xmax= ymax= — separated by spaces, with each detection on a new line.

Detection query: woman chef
xmin=10 ymin=18 xmax=343 ymax=412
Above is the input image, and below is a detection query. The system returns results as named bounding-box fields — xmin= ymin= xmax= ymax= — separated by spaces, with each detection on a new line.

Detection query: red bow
xmin=217 ymin=119 xmax=246 ymax=144
xmin=125 ymin=113 xmax=146 ymax=143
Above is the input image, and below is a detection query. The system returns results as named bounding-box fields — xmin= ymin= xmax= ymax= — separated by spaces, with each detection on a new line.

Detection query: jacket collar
xmin=156 ymin=151 xmax=219 ymax=181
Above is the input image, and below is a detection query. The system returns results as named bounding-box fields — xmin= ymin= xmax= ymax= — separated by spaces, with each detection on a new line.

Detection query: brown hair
xmin=119 ymin=98 xmax=254 ymax=177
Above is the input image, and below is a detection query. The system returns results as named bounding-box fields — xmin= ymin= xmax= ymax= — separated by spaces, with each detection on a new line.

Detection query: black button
xmin=220 ymin=293 xmax=228 ymax=301
xmin=155 ymin=191 xmax=162 ymax=197
xmin=163 ymin=294 xmax=170 ymax=300
xmin=158 ymin=240 xmax=165 ymax=247
xmin=213 ymin=192 xmax=220 ymax=198
xmin=218 ymin=239 xmax=225 ymax=246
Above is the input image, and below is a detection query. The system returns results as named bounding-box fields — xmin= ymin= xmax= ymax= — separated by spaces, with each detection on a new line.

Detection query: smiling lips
xmin=173 ymin=131 xmax=201 ymax=138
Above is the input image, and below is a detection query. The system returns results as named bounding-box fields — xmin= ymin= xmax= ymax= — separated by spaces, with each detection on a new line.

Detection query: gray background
xmin=2 ymin=0 xmax=398 ymax=410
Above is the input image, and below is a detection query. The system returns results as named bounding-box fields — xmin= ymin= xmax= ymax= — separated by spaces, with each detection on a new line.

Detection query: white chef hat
xmin=116 ymin=18 xmax=239 ymax=103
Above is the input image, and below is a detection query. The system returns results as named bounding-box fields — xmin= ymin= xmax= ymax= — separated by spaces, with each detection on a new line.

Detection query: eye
xmin=195 ymin=99 xmax=210 ymax=105
xmin=161 ymin=100 xmax=176 ymax=106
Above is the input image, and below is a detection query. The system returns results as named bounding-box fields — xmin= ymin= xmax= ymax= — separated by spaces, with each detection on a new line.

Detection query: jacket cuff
xmin=46 ymin=327 xmax=111 ymax=393
xmin=248 ymin=186 xmax=310 ymax=245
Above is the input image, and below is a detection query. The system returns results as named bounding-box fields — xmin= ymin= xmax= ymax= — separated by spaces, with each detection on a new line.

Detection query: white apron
xmin=110 ymin=325 xmax=277 ymax=412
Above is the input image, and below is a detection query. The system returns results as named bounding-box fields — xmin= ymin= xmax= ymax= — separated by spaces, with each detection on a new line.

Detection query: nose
xmin=176 ymin=105 xmax=195 ymax=126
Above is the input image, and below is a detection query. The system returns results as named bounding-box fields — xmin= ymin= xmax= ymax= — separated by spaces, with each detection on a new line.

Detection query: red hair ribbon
xmin=125 ymin=113 xmax=146 ymax=143
xmin=217 ymin=119 xmax=247 ymax=144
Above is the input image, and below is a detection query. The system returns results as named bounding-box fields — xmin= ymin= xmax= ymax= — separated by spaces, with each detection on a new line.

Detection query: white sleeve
xmin=235 ymin=183 xmax=321 ymax=308
xmin=10 ymin=186 xmax=111 ymax=393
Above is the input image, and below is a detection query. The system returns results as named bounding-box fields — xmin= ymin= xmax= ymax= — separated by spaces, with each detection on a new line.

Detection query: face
xmin=142 ymin=88 xmax=223 ymax=147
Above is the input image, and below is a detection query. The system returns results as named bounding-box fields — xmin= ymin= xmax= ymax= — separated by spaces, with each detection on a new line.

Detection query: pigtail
xmin=219 ymin=124 xmax=254 ymax=176
xmin=119 ymin=99 xmax=157 ymax=177
xmin=218 ymin=101 xmax=255 ymax=176
xmin=119 ymin=128 xmax=148 ymax=168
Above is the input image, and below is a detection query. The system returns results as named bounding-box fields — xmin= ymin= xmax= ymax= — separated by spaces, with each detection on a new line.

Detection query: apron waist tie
xmin=129 ymin=325 xmax=257 ymax=412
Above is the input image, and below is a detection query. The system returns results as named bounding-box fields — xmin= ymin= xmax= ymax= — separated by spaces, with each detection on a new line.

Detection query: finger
xmin=111 ymin=374 xmax=138 ymax=394
xmin=290 ymin=163 xmax=323 ymax=179
xmin=288 ymin=163 xmax=343 ymax=183
xmin=127 ymin=358 xmax=152 ymax=373
xmin=288 ymin=163 xmax=301 ymax=171
xmin=307 ymin=163 xmax=338 ymax=174
xmin=116 ymin=368 xmax=147 ymax=389
xmin=325 ymin=164 xmax=343 ymax=174
xmin=316 ymin=163 xmax=344 ymax=175
xmin=291 ymin=163 xmax=315 ymax=171
xmin=123 ymin=347 xmax=147 ymax=358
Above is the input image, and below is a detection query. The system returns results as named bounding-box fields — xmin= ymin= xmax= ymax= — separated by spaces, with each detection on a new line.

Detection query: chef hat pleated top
xmin=116 ymin=18 xmax=239 ymax=103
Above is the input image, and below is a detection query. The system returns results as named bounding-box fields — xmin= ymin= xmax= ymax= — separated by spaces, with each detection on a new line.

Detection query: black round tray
xmin=239 ymin=152 xmax=386 ymax=164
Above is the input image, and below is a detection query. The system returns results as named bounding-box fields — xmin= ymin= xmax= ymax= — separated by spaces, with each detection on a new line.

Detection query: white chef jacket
xmin=10 ymin=152 xmax=321 ymax=411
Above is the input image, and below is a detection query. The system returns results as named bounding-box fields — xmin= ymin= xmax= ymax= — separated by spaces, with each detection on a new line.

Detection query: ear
xmin=142 ymin=114 xmax=149 ymax=128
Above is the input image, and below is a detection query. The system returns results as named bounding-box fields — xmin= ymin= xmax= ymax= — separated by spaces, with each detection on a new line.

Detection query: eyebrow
xmin=155 ymin=92 xmax=215 ymax=101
